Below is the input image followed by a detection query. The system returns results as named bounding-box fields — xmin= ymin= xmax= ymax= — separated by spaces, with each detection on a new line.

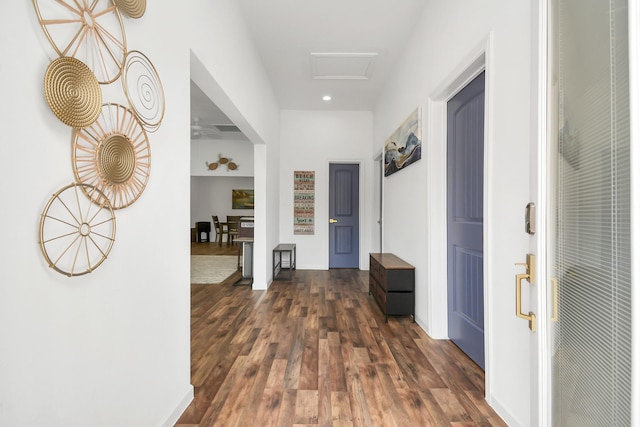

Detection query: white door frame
xmin=533 ymin=0 xmax=550 ymax=425
xmin=631 ymin=0 xmax=640 ymax=425
xmin=427 ymin=33 xmax=492 ymax=389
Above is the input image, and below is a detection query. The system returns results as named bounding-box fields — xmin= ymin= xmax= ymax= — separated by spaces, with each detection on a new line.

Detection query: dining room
xmin=190 ymin=79 xmax=254 ymax=285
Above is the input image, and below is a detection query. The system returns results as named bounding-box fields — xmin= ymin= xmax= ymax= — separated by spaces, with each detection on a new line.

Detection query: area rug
xmin=190 ymin=255 xmax=238 ymax=284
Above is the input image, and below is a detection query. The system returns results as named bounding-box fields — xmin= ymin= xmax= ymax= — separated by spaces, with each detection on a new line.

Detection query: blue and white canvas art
xmin=384 ymin=108 xmax=422 ymax=177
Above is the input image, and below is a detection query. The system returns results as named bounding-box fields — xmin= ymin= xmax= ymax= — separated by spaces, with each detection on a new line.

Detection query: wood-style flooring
xmin=176 ymin=242 xmax=506 ymax=427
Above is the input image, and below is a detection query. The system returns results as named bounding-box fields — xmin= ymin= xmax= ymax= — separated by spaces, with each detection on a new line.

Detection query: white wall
xmin=190 ymin=138 xmax=254 ymax=177
xmin=0 ymin=2 xmax=193 ymax=426
xmin=374 ymin=1 xmax=534 ymax=426
xmin=0 ymin=0 xmax=281 ymax=425
xmin=190 ymin=176 xmax=255 ymax=232
xmin=279 ymin=110 xmax=374 ymax=270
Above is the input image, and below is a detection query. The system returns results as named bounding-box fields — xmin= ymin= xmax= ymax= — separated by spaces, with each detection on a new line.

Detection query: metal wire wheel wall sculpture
xmin=39 ymin=183 xmax=116 ymax=277
xmin=44 ymin=56 xmax=102 ymax=128
xmin=32 ymin=0 xmax=127 ymax=84
xmin=122 ymin=50 xmax=165 ymax=132
xmin=32 ymin=1 xmax=162 ymax=276
xmin=72 ymin=103 xmax=151 ymax=210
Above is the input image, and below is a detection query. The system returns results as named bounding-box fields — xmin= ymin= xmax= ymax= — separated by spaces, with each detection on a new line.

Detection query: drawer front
xmin=370 ymin=256 xmax=379 ymax=276
xmin=376 ymin=285 xmax=386 ymax=313
xmin=378 ymin=267 xmax=387 ymax=289
xmin=369 ymin=274 xmax=377 ymax=294
xmin=386 ymin=269 xmax=415 ymax=292
xmin=386 ymin=292 xmax=415 ymax=316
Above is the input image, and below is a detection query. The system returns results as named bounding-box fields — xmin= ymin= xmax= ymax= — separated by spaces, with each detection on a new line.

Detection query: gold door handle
xmin=329 ymin=218 xmax=338 ymax=224
xmin=514 ymin=254 xmax=536 ymax=332
xmin=551 ymin=277 xmax=558 ymax=322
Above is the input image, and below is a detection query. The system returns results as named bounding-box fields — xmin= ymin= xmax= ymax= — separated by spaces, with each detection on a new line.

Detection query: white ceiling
xmin=190 ymin=0 xmax=427 ymax=135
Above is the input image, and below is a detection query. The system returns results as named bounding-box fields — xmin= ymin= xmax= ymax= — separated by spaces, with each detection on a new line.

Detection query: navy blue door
xmin=447 ymin=72 xmax=485 ymax=369
xmin=329 ymin=163 xmax=359 ymax=268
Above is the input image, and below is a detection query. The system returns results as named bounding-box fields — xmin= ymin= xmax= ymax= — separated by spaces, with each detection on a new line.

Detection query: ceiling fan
xmin=191 ymin=117 xmax=223 ymax=139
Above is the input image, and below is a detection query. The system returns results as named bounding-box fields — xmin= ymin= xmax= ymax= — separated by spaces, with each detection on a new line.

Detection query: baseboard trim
xmin=162 ymin=385 xmax=194 ymax=427
xmin=486 ymin=394 xmax=522 ymax=427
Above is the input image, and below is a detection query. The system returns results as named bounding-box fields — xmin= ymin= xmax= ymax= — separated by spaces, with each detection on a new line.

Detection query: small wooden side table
xmin=273 ymin=244 xmax=296 ymax=280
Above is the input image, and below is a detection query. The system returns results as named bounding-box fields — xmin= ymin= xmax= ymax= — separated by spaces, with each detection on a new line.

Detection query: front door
xmin=447 ymin=72 xmax=485 ymax=369
xmin=329 ymin=163 xmax=359 ymax=268
xmin=545 ymin=0 xmax=633 ymax=424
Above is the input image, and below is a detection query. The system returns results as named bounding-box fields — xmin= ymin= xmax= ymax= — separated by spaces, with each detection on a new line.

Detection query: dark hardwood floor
xmin=176 ymin=242 xmax=506 ymax=426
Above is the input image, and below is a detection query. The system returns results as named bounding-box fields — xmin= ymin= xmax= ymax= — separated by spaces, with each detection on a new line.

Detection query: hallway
xmin=176 ymin=248 xmax=506 ymax=426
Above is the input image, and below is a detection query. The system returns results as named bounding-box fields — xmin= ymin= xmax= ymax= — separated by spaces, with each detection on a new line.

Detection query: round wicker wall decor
xmin=99 ymin=135 xmax=137 ymax=184
xmin=39 ymin=182 xmax=116 ymax=277
xmin=122 ymin=50 xmax=165 ymax=132
xmin=32 ymin=0 xmax=127 ymax=84
xmin=44 ymin=57 xmax=102 ymax=128
xmin=73 ymin=103 xmax=151 ymax=210
xmin=114 ymin=0 xmax=146 ymax=19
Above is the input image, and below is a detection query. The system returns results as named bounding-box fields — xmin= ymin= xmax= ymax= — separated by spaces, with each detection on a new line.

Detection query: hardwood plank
xmin=328 ymin=331 xmax=348 ymax=392
xmin=254 ymin=388 xmax=283 ymax=427
xmin=430 ymin=388 xmax=473 ymax=423
xmin=293 ymin=389 xmax=319 ymax=424
xmin=276 ymin=389 xmax=298 ymax=427
xmin=317 ymin=338 xmax=332 ymax=427
xmin=330 ymin=391 xmax=354 ymax=427
xmin=298 ymin=328 xmax=319 ymax=389
xmin=357 ymin=363 xmax=397 ymax=426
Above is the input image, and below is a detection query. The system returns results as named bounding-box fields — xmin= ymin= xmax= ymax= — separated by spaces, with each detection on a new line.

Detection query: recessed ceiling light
xmin=322 ymin=95 xmax=332 ymax=101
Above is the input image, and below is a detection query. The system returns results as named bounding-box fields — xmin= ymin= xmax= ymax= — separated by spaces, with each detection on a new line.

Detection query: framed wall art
xmin=293 ymin=171 xmax=315 ymax=235
xmin=384 ymin=107 xmax=422 ymax=177
xmin=232 ymin=189 xmax=254 ymax=209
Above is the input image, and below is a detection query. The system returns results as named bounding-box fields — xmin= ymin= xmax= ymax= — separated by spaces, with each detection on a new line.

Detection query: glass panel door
xmin=548 ymin=0 xmax=631 ymax=425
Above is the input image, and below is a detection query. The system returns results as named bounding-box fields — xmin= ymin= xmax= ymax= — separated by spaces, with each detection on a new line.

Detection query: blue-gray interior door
xmin=447 ymin=71 xmax=485 ymax=369
xmin=329 ymin=163 xmax=359 ymax=268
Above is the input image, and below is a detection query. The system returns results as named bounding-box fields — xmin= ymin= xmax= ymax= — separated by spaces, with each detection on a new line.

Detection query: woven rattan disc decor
xmin=32 ymin=0 xmax=127 ymax=84
xmin=44 ymin=57 xmax=102 ymax=128
xmin=39 ymin=183 xmax=116 ymax=277
xmin=122 ymin=50 xmax=165 ymax=132
xmin=73 ymin=103 xmax=151 ymax=210
xmin=114 ymin=0 xmax=146 ymax=19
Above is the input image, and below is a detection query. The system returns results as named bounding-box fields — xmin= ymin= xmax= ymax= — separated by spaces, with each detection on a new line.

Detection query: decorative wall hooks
xmin=206 ymin=154 xmax=239 ymax=171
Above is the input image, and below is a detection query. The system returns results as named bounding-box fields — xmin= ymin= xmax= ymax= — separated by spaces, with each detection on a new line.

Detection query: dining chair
xmin=212 ymin=215 xmax=228 ymax=245
xmin=226 ymin=216 xmax=240 ymax=245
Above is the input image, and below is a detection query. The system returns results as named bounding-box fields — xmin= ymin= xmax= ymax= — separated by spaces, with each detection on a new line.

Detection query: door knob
xmin=329 ymin=218 xmax=338 ymax=224
xmin=514 ymin=254 xmax=536 ymax=332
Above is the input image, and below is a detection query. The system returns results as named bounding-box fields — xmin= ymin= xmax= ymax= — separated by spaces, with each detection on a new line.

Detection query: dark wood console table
xmin=369 ymin=253 xmax=415 ymax=322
